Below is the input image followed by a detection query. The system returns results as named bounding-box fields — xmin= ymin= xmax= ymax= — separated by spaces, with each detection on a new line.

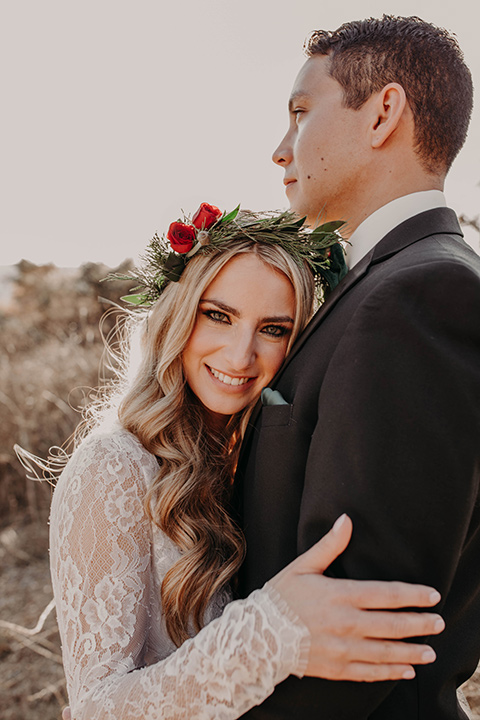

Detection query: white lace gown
xmin=49 ymin=424 xmax=310 ymax=720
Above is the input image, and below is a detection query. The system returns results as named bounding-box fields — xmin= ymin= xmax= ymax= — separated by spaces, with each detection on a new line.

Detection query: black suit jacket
xmin=235 ymin=208 xmax=480 ymax=719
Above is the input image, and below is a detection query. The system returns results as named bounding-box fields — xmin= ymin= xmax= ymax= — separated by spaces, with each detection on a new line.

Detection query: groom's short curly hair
xmin=305 ymin=15 xmax=473 ymax=174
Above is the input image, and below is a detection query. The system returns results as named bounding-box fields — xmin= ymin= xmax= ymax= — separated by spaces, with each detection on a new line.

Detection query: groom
xmin=236 ymin=15 xmax=480 ymax=720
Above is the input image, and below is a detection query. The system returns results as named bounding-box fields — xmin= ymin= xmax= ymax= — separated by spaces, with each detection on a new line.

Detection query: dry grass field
xmin=0 ymin=261 xmax=132 ymax=718
xmin=0 ymin=520 xmax=65 ymax=719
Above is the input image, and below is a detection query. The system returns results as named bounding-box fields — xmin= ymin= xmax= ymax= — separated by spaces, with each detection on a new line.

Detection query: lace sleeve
xmin=50 ymin=430 xmax=310 ymax=720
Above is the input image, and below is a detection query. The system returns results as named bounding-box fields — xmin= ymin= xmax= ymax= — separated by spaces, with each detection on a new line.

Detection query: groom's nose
xmin=272 ymin=133 xmax=293 ymax=166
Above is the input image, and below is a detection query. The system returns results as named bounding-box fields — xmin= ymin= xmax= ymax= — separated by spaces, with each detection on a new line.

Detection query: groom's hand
xmin=268 ymin=514 xmax=444 ymax=683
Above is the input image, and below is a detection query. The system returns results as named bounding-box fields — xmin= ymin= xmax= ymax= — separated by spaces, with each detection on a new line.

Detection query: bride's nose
xmin=224 ymin=329 xmax=256 ymax=371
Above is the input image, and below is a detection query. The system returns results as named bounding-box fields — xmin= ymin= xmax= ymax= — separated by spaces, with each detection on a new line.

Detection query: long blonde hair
xmin=117 ymin=238 xmax=315 ymax=645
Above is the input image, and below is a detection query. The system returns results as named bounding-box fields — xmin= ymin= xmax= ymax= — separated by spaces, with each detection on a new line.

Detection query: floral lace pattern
xmin=50 ymin=425 xmax=310 ymax=719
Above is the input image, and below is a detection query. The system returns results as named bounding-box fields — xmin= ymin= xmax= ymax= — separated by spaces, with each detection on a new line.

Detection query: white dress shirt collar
xmin=345 ymin=190 xmax=447 ymax=269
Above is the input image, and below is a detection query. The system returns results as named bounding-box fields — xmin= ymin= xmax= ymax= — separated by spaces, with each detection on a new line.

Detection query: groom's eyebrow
xmin=288 ymin=91 xmax=311 ymax=112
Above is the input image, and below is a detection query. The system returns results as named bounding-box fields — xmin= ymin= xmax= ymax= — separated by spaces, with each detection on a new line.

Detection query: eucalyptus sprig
xmin=106 ymin=205 xmax=347 ymax=308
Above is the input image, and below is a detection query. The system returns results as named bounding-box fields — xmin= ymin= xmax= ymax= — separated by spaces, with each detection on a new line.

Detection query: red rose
xmin=192 ymin=202 xmax=222 ymax=230
xmin=167 ymin=222 xmax=196 ymax=253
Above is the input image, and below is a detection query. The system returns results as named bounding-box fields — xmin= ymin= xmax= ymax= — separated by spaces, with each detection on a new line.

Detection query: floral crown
xmin=111 ymin=202 xmax=347 ymax=307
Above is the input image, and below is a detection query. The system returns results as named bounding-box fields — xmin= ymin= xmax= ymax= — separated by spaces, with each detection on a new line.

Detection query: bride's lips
xmin=206 ymin=365 xmax=256 ymax=390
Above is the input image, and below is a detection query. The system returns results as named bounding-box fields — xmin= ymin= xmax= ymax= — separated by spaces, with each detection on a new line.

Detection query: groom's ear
xmin=369 ymin=83 xmax=408 ymax=149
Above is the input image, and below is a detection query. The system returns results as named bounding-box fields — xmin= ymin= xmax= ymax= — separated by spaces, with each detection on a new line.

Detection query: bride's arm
xmin=50 ymin=432 xmax=309 ymax=720
xmin=51 ymin=432 xmax=444 ymax=720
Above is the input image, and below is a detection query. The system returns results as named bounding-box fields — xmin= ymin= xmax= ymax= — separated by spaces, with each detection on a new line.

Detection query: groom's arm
xmin=301 ymin=260 xmax=480 ymax=715
xmin=301 ymin=259 xmax=480 ymax=587
xmin=242 ymin=257 xmax=480 ymax=718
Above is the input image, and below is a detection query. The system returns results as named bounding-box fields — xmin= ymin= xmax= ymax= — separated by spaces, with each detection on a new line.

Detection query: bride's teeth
xmin=209 ymin=367 xmax=248 ymax=386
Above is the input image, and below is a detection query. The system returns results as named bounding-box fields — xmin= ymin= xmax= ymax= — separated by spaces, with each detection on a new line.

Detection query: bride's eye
xmin=203 ymin=309 xmax=230 ymax=324
xmin=262 ymin=324 xmax=289 ymax=338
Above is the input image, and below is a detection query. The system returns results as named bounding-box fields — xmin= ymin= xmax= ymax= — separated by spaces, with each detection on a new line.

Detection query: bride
xmin=42 ymin=204 xmax=444 ymax=719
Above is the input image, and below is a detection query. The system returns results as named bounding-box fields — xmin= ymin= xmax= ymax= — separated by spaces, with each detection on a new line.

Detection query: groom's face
xmin=273 ymin=55 xmax=371 ymax=229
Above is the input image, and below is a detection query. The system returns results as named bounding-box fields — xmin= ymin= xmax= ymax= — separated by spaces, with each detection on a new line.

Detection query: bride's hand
xmin=269 ymin=514 xmax=444 ymax=682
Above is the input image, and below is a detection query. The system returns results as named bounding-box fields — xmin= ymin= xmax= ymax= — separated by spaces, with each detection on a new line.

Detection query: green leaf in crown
xmin=219 ymin=205 xmax=240 ymax=224
xmin=163 ymin=252 xmax=187 ymax=282
xmin=105 ymin=202 xmax=347 ymax=309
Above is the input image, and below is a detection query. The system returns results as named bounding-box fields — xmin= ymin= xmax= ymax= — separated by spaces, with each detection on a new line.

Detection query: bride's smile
xmin=206 ymin=365 xmax=254 ymax=386
xmin=182 ymin=252 xmax=295 ymax=418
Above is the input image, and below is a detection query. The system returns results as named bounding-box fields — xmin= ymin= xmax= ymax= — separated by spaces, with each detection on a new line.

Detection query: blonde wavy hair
xmin=117 ymin=238 xmax=315 ymax=646
xmin=14 ymin=236 xmax=316 ymax=646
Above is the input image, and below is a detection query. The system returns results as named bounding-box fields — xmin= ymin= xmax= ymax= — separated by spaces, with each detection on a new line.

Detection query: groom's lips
xmin=284 ymin=178 xmax=297 ymax=192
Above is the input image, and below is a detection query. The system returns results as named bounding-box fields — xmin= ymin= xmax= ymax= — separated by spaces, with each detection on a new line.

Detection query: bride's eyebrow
xmin=262 ymin=315 xmax=294 ymax=324
xmin=199 ymin=299 xmax=294 ymax=325
xmin=200 ymin=298 xmax=239 ymax=317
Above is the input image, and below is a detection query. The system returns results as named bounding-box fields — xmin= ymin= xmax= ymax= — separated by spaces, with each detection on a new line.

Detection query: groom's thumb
xmin=298 ymin=514 xmax=353 ymax=575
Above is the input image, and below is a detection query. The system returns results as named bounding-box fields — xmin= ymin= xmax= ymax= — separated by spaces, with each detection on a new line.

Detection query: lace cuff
xmin=262 ymin=581 xmax=311 ymax=678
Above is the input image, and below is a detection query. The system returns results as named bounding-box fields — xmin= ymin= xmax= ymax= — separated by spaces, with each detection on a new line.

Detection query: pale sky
xmin=2 ymin=0 xmax=479 ymax=267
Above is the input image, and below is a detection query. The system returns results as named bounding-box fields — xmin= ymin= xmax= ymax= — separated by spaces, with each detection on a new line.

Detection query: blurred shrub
xmin=0 ymin=260 xmax=134 ymax=524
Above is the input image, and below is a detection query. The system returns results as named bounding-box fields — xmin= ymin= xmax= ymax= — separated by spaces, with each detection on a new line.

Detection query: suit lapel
xmin=278 ymin=207 xmax=462 ymax=377
xmin=370 ymin=205 xmax=462 ymax=264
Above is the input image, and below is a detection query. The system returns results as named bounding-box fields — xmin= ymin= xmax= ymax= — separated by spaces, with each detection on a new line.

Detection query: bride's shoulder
xmin=59 ymin=422 xmax=159 ymax=489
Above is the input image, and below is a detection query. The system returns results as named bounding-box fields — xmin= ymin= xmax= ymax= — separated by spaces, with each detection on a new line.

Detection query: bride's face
xmin=183 ymin=253 xmax=295 ymax=419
